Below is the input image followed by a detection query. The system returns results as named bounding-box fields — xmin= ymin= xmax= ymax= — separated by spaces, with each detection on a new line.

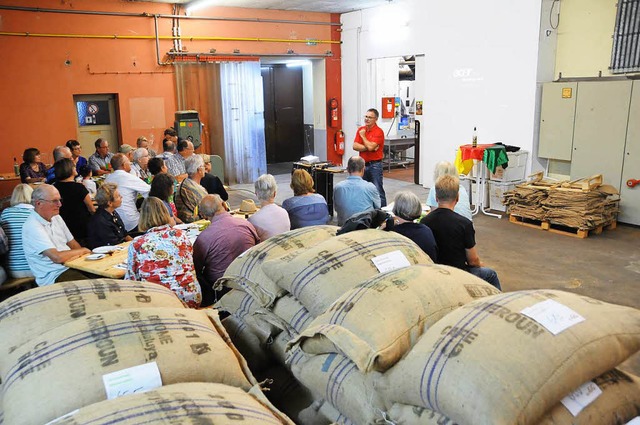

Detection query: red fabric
xmin=354 ymin=124 xmax=385 ymax=162
xmin=459 ymin=143 xmax=496 ymax=161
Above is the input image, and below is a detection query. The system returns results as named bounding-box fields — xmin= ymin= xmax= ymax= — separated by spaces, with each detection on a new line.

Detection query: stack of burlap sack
xmin=215 ymin=226 xmax=640 ymax=425
xmin=0 ymin=279 xmax=293 ymax=425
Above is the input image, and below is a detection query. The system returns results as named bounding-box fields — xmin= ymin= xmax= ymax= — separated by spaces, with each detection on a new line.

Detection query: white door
xmin=619 ymin=81 xmax=640 ymax=225
xmin=74 ymin=94 xmax=119 ymax=156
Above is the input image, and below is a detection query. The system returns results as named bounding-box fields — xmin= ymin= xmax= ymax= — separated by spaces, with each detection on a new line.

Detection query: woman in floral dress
xmin=125 ymin=196 xmax=202 ymax=307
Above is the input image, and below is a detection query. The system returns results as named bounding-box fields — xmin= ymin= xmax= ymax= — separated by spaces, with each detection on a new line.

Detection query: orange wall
xmin=0 ymin=0 xmax=339 ymax=172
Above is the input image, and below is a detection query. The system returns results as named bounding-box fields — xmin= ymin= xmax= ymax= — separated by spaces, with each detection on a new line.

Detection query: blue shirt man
xmin=333 ymin=156 xmax=381 ymax=226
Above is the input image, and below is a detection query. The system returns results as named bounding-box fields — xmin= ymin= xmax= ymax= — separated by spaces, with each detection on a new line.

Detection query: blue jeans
xmin=364 ymin=161 xmax=387 ymax=207
xmin=468 ymin=267 xmax=501 ymax=290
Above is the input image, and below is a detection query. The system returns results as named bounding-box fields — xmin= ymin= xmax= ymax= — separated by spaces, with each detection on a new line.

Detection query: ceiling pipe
xmin=168 ymin=51 xmax=333 ymax=59
xmin=0 ymin=5 xmax=341 ymax=26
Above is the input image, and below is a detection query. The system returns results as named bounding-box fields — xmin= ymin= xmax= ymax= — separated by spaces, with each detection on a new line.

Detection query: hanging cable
xmin=549 ymin=0 xmax=560 ymax=30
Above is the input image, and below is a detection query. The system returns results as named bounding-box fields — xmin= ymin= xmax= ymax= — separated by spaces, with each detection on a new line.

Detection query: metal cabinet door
xmin=538 ymin=82 xmax=577 ymax=160
xmin=570 ymin=81 xmax=632 ymax=189
xmin=619 ymin=81 xmax=640 ymax=225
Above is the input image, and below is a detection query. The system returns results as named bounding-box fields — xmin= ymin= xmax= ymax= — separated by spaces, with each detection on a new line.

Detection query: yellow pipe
xmin=0 ymin=31 xmax=340 ymax=44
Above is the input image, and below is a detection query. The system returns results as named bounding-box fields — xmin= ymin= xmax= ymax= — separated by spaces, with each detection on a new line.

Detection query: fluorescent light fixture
xmin=186 ymin=0 xmax=217 ymax=15
xmin=286 ymin=60 xmax=311 ymax=68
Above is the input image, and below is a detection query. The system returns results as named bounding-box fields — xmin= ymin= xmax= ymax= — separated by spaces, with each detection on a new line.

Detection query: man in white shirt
xmin=104 ymin=153 xmax=151 ymax=232
xmin=22 ymin=185 xmax=91 ymax=286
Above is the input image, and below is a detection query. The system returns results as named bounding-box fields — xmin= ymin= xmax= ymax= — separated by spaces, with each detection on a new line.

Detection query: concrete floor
xmin=227 ymin=171 xmax=640 ymax=375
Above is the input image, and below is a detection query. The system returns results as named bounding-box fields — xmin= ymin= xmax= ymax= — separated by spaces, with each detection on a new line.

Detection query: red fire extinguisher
xmin=334 ymin=129 xmax=345 ymax=156
xmin=328 ymin=98 xmax=339 ymax=128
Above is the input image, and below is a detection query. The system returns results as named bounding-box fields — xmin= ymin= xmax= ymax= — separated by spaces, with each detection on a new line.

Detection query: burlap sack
xmin=0 ymin=279 xmax=184 ymax=365
xmin=291 ymin=353 xmax=385 ymax=425
xmin=215 ymin=226 xmax=338 ymax=307
xmin=221 ymin=314 xmax=273 ymax=374
xmin=539 ymin=369 xmax=640 ymax=425
xmin=257 ymin=365 xmax=316 ymax=423
xmin=268 ymin=331 xmax=308 ymax=368
xmin=379 ymin=290 xmax=640 ymax=425
xmin=290 ymin=264 xmax=499 ymax=373
xmin=44 ymin=382 xmax=294 ymax=425
xmin=388 ymin=404 xmax=459 ymax=424
xmin=1 ymin=307 xmax=257 ymax=425
xmin=253 ymin=294 xmax=314 ymax=343
xmin=262 ymin=230 xmax=433 ymax=316
xmin=215 ymin=289 xmax=278 ymax=342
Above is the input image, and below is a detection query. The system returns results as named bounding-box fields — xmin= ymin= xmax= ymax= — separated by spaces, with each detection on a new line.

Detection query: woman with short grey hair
xmin=426 ymin=161 xmax=472 ymax=220
xmin=130 ymin=148 xmax=150 ymax=181
xmin=248 ymin=174 xmax=290 ymax=241
xmin=175 ymin=154 xmax=207 ymax=223
xmin=392 ymin=191 xmax=437 ymax=262
xmin=0 ymin=184 xmax=35 ymax=278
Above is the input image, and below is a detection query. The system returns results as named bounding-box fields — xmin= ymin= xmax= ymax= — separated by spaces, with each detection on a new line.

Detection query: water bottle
xmin=472 ymin=127 xmax=478 ymax=148
xmin=13 ymin=157 xmax=19 ymax=176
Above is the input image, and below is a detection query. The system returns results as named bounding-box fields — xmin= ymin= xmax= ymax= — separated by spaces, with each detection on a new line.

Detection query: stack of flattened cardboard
xmin=503 ymin=172 xmax=555 ymax=220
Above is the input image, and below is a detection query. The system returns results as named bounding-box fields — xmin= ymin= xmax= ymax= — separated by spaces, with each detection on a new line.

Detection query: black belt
xmin=365 ymin=159 xmax=382 ymax=165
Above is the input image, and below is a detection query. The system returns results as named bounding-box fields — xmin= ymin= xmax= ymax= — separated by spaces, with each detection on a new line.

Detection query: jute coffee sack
xmin=291 ymin=353 xmax=385 ymax=425
xmin=45 ymin=382 xmax=294 ymax=425
xmin=388 ymin=404 xmax=459 ymax=425
xmin=268 ymin=331 xmax=308 ymax=368
xmin=216 ymin=226 xmax=338 ymax=307
xmin=263 ymin=230 xmax=433 ymax=316
xmin=256 ymin=365 xmax=316 ymax=423
xmin=222 ymin=314 xmax=273 ymax=374
xmin=0 ymin=279 xmax=184 ymax=364
xmin=253 ymin=294 xmax=314 ymax=342
xmin=1 ymin=307 xmax=257 ymax=425
xmin=215 ymin=289 xmax=278 ymax=342
xmin=538 ymin=369 xmax=640 ymax=425
xmin=290 ymin=264 xmax=499 ymax=373
xmin=379 ymin=290 xmax=640 ymax=425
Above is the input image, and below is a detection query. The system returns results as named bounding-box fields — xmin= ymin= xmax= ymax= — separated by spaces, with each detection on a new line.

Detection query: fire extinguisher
xmin=328 ymin=98 xmax=339 ymax=128
xmin=334 ymin=129 xmax=345 ymax=156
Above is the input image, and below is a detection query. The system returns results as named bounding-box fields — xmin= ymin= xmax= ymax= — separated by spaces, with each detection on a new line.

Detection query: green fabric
xmin=483 ymin=146 xmax=509 ymax=173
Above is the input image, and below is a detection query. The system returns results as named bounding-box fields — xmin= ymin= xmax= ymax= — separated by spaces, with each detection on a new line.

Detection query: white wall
xmin=341 ymin=0 xmax=542 ymax=188
xmin=312 ymin=59 xmax=327 ymax=159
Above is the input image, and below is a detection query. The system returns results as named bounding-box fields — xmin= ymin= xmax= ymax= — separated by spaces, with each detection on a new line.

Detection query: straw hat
xmin=239 ymin=199 xmax=258 ymax=214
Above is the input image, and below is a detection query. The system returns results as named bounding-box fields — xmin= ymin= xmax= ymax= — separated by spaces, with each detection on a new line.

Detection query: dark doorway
xmin=261 ymin=65 xmax=304 ymax=163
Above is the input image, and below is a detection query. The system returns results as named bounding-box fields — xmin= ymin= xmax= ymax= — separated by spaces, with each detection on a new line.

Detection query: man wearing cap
xmin=193 ymin=194 xmax=259 ymax=306
xmin=89 ymin=138 xmax=114 ymax=176
xmin=119 ymin=144 xmax=135 ymax=162
xmin=353 ymin=108 xmax=387 ymax=206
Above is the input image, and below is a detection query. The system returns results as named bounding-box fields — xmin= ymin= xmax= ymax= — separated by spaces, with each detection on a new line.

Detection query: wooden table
xmin=64 ymin=242 xmax=130 ymax=279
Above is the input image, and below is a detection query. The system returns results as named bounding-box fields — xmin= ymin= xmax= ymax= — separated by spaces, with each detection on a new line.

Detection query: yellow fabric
xmin=455 ymin=149 xmax=474 ymax=175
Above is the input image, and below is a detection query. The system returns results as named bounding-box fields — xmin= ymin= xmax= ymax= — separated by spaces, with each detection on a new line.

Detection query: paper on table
xmin=102 ymin=361 xmax=162 ymax=400
xmin=626 ymin=418 xmax=640 ymax=425
xmin=560 ymin=380 xmax=602 ymax=417
xmin=112 ymin=263 xmax=128 ymax=270
xmin=521 ymin=299 xmax=585 ymax=335
xmin=371 ymin=250 xmax=411 ymax=274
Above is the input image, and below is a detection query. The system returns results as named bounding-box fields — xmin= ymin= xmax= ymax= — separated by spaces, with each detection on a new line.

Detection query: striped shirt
xmin=0 ymin=204 xmax=35 ymax=278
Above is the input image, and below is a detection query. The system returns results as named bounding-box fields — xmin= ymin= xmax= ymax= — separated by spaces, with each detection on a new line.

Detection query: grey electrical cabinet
xmin=619 ymin=80 xmax=640 ymax=225
xmin=538 ymin=82 xmax=577 ymax=161
xmin=174 ymin=110 xmax=202 ymax=149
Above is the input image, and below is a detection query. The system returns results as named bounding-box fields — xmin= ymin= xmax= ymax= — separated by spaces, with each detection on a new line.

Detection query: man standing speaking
xmin=353 ymin=108 xmax=387 ymax=206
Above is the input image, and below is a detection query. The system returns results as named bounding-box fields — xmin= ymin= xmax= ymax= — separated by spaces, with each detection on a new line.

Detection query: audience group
xmin=2 ymin=139 xmax=499 ymax=305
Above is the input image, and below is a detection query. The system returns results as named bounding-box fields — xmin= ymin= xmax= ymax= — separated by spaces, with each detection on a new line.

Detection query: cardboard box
xmin=489 ymin=150 xmax=529 ymax=182
xmin=489 ymin=181 xmax=521 ymax=211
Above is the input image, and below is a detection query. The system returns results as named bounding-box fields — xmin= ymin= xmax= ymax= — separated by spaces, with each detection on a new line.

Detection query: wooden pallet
xmin=509 ymin=215 xmax=616 ymax=239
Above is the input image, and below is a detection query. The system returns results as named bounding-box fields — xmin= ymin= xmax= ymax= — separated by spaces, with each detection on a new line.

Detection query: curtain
xmin=220 ymin=61 xmax=267 ymax=184
xmin=173 ymin=60 xmax=266 ymax=184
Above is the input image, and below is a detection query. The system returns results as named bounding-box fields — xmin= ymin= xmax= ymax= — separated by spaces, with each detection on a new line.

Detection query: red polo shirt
xmin=354 ymin=124 xmax=385 ymax=162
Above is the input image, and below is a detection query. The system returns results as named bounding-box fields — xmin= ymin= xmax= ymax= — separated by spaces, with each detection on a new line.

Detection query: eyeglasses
xmin=364 ymin=115 xmax=376 ymax=120
xmin=41 ymin=199 xmax=62 ymax=205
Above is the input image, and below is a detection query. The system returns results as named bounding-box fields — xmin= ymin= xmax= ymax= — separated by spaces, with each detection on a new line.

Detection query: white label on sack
xmin=626 ymin=418 xmax=640 ymax=425
xmin=45 ymin=409 xmax=80 ymax=425
xmin=371 ymin=250 xmax=411 ymax=273
xmin=520 ymin=299 xmax=585 ymax=335
xmin=560 ymin=381 xmax=602 ymax=416
xmin=102 ymin=361 xmax=162 ymax=400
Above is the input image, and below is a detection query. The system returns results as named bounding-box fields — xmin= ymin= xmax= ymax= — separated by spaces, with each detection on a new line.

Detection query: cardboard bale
xmin=290 ymin=264 xmax=499 ymax=372
xmin=45 ymin=382 xmax=294 ymax=425
xmin=0 ymin=279 xmax=184 ymax=365
xmin=1 ymin=307 xmax=257 ymax=425
xmin=379 ymin=290 xmax=640 ymax=425
xmin=291 ymin=353 xmax=385 ymax=425
xmin=262 ymin=230 xmax=433 ymax=316
xmin=216 ymin=226 xmax=338 ymax=307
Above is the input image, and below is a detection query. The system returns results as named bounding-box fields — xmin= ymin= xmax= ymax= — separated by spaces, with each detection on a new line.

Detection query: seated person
xmin=86 ymin=183 xmax=133 ymax=249
xmin=391 ymin=191 xmax=437 ymax=262
xmin=66 ymin=139 xmax=88 ymax=175
xmin=22 ymin=185 xmax=91 ymax=286
xmin=104 ymin=153 xmax=151 ymax=232
xmin=248 ymin=174 xmax=290 ymax=241
xmin=420 ymin=174 xmax=501 ymax=290
xmin=427 ymin=161 xmax=472 ymax=221
xmin=175 ymin=155 xmax=208 ymax=223
xmin=333 ymin=156 xmax=381 ymax=226
xmin=19 ymin=148 xmax=47 ymax=183
xmin=0 ymin=184 xmax=35 ymax=278
xmin=79 ymin=165 xmax=96 ymax=197
xmin=193 ymin=194 xmax=259 ymax=306
xmin=148 ymin=157 xmax=168 ymax=178
xmin=149 ymin=172 xmax=182 ymax=226
xmin=125 ymin=197 xmax=202 ymax=308
xmin=54 ymin=158 xmax=95 ymax=245
xmin=45 ymin=146 xmax=73 ymax=184
xmin=282 ymin=169 xmax=330 ymax=229
xmin=199 ymin=154 xmax=228 ymax=201
xmin=0 ymin=227 xmax=8 ymax=285
xmin=130 ymin=148 xmax=151 ymax=181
